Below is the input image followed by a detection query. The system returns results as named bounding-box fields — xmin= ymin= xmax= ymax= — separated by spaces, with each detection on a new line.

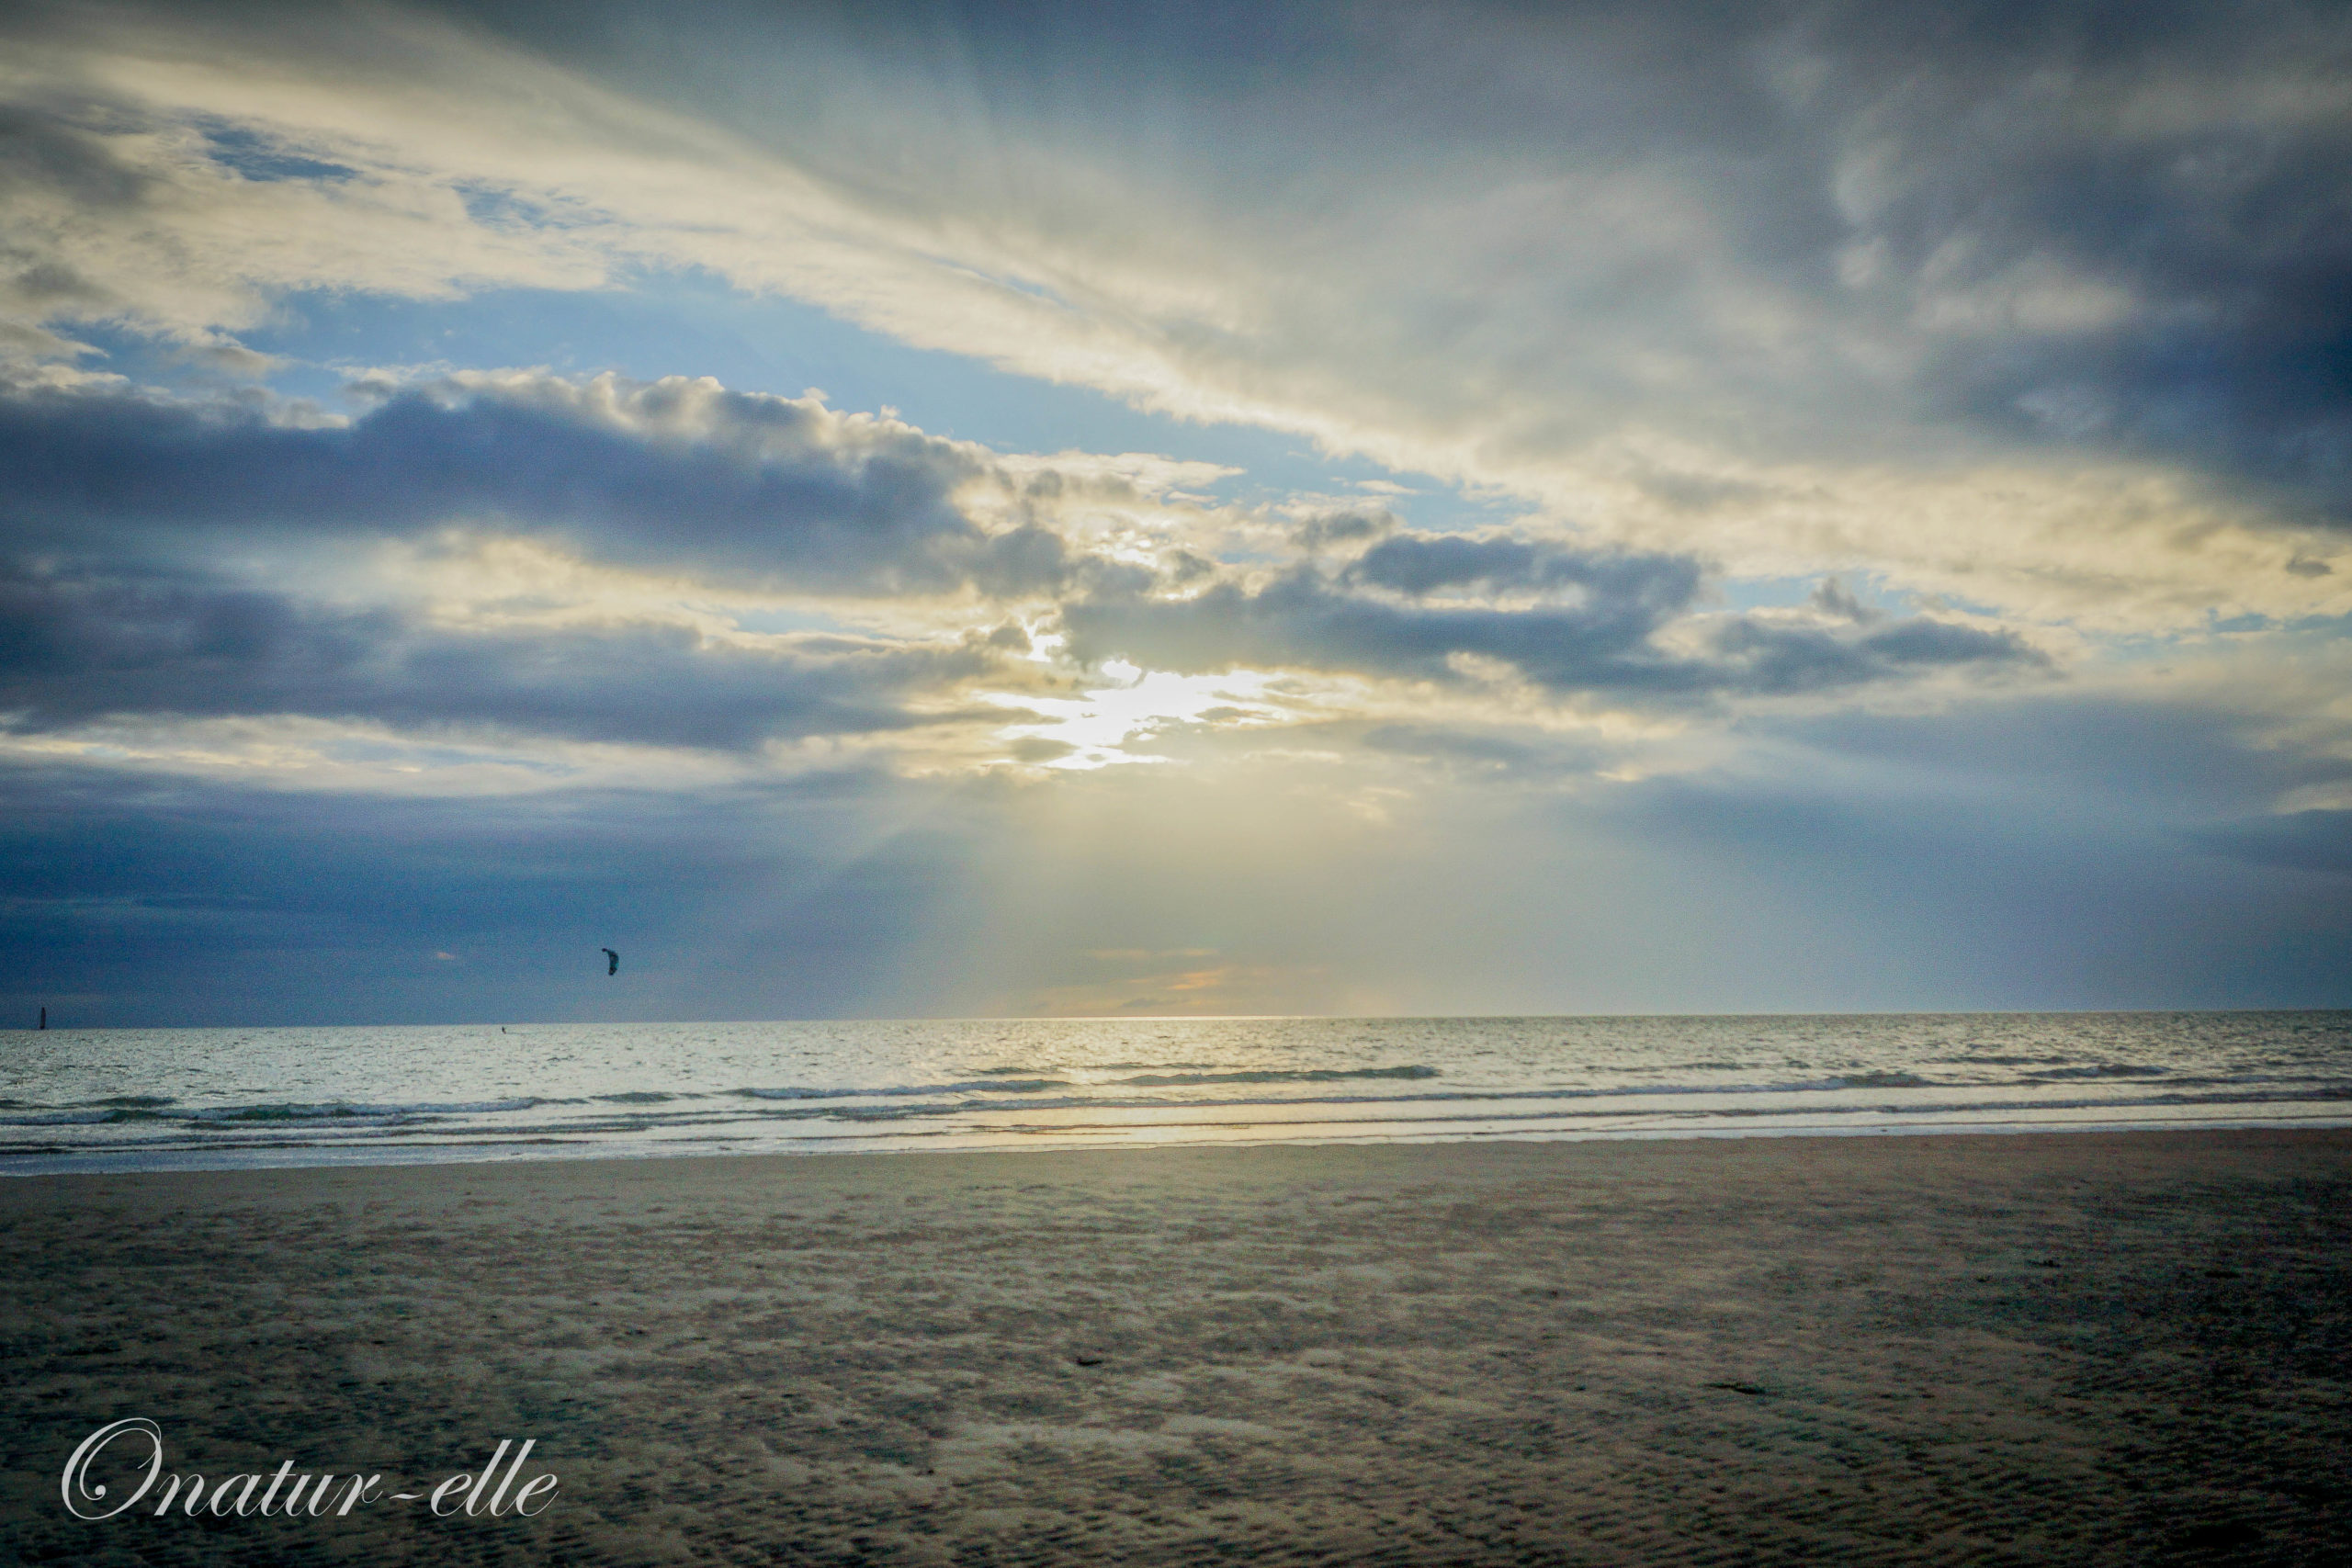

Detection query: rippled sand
xmin=4 ymin=1130 xmax=2349 ymax=1564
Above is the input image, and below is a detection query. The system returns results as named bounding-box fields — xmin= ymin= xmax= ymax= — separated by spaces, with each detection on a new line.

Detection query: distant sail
xmin=603 ymin=947 xmax=619 ymax=976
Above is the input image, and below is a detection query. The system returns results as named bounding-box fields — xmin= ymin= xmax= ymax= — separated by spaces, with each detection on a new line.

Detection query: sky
xmin=2 ymin=0 xmax=2348 ymax=1025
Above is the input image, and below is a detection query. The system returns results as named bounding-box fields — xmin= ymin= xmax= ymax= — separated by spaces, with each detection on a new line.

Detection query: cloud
xmin=1793 ymin=1 xmax=2352 ymax=508
xmin=0 ymin=49 xmax=611 ymax=356
xmin=1289 ymin=507 xmax=1396 ymax=553
xmin=3 ymin=1 xmax=2347 ymax=625
xmin=0 ymin=370 xmax=1080 ymax=596
xmin=1063 ymin=549 xmax=2042 ymax=699
xmin=1702 ymin=613 xmax=2048 ymax=696
xmin=0 ymin=556 xmax=1009 ymax=750
xmin=2 ymin=1 xmax=2349 ymax=1022
xmin=0 ymin=355 xmax=2053 ymax=790
xmin=1344 ymin=532 xmax=1701 ymax=604
xmin=1807 ymin=576 xmax=1877 ymax=623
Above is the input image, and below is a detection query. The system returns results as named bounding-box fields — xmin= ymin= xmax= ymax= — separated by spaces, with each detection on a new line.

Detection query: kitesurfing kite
xmin=602 ymin=947 xmax=619 ymax=976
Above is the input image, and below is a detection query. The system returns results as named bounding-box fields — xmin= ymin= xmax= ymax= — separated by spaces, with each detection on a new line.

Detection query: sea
xmin=3 ymin=1012 xmax=2348 ymax=1176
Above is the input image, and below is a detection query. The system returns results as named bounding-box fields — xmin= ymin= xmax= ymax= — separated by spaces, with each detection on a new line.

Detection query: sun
xmin=986 ymin=660 xmax=1289 ymax=769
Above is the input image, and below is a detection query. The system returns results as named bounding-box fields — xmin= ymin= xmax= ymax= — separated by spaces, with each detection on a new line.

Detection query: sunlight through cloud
xmin=984 ymin=660 xmax=1290 ymax=769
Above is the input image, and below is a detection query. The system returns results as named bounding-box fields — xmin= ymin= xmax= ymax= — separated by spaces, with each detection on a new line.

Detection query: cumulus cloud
xmin=0 ymin=367 xmax=1100 ymax=768
xmin=1289 ymin=507 xmax=1396 ymax=554
xmin=0 ymin=371 xmax=1080 ymax=596
xmin=0 ymin=352 xmax=2055 ymax=785
xmin=1064 ymin=547 xmax=2041 ymax=700
xmin=0 ymin=557 xmax=1013 ymax=750
xmin=1344 ymin=533 xmax=1700 ymax=604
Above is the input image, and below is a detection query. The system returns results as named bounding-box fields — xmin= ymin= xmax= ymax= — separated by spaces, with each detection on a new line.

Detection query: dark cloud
xmin=1808 ymin=576 xmax=1876 ymax=623
xmin=1703 ymin=615 xmax=2047 ymax=695
xmin=1912 ymin=125 xmax=2352 ymax=510
xmin=1066 ymin=565 xmax=1676 ymax=688
xmin=1757 ymin=1 xmax=2352 ymax=509
xmin=1345 ymin=534 xmax=1702 ymax=604
xmin=0 ymin=374 xmax=1066 ymax=595
xmin=1065 ymin=549 xmax=2041 ymax=697
xmin=1348 ymin=535 xmax=1544 ymax=594
xmin=1289 ymin=508 xmax=1396 ymax=552
xmin=0 ymin=559 xmax=1003 ymax=749
xmin=0 ymin=96 xmax=154 ymax=238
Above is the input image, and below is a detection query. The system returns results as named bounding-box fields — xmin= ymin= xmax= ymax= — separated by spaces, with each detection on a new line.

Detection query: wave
xmin=15 ymin=1081 xmax=2352 ymax=1168
xmin=1110 ymin=1066 xmax=1441 ymax=1087
xmin=732 ymin=1078 xmax=1070 ymax=1101
xmin=190 ymin=1098 xmax=545 ymax=1122
xmin=5 ymin=1066 xmax=2324 ymax=1134
xmin=0 ymin=1092 xmax=182 ymax=1122
xmin=8 ymin=1013 xmax=2348 ymax=1175
xmin=0 ymin=1098 xmax=546 ymax=1128
xmin=2020 ymin=1064 xmax=2165 ymax=1080
xmin=16 ymin=1062 xmax=2347 ymax=1136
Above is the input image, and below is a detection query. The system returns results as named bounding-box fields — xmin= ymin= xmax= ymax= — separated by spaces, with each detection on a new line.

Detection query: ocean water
xmin=3 ymin=1012 xmax=2348 ymax=1176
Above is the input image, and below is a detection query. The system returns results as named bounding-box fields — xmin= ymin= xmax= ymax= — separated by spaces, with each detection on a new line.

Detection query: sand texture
xmin=4 ymin=1130 xmax=2350 ymax=1565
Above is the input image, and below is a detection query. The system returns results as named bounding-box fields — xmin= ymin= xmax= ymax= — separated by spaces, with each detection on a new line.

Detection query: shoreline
xmin=6 ymin=1127 xmax=2350 ymax=1562
xmin=7 ymin=1106 xmax=2352 ymax=1180
xmin=7 ymin=1118 xmax=2349 ymax=1196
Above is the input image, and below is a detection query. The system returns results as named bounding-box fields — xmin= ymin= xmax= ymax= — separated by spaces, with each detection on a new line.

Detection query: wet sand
xmin=4 ymin=1129 xmax=2349 ymax=1565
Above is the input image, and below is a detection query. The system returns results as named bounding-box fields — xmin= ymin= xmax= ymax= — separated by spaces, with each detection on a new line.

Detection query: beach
xmin=4 ymin=1129 xmax=2349 ymax=1564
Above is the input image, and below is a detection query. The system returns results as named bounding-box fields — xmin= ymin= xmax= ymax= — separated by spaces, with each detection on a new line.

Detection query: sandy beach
xmin=5 ymin=1129 xmax=2349 ymax=1564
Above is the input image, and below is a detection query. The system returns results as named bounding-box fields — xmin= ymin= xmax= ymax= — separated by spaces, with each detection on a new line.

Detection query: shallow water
xmin=3 ymin=1011 xmax=2347 ymax=1174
